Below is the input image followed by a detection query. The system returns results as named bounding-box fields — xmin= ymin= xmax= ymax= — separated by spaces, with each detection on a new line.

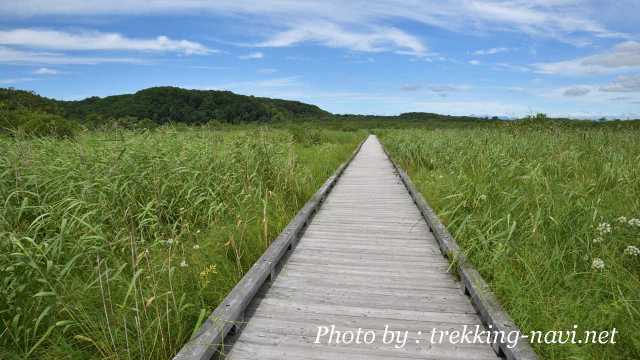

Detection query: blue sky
xmin=1 ymin=1 xmax=639 ymax=118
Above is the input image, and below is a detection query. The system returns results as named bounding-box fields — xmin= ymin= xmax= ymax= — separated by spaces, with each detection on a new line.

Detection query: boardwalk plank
xmin=224 ymin=135 xmax=499 ymax=359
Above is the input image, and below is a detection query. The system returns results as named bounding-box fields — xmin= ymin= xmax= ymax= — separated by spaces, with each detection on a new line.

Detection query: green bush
xmin=20 ymin=113 xmax=78 ymax=138
xmin=288 ymin=125 xmax=330 ymax=146
xmin=1 ymin=109 xmax=79 ymax=138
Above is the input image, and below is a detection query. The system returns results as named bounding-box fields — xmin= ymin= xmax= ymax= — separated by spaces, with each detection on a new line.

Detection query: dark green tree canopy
xmin=0 ymin=86 xmax=329 ymax=125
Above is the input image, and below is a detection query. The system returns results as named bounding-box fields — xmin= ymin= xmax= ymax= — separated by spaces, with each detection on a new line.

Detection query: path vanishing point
xmin=175 ymin=135 xmax=537 ymax=360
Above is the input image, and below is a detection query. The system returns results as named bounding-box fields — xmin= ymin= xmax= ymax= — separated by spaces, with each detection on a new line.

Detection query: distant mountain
xmin=4 ymin=87 xmax=635 ymax=126
xmin=0 ymin=88 xmax=62 ymax=114
xmin=0 ymin=86 xmax=330 ymax=124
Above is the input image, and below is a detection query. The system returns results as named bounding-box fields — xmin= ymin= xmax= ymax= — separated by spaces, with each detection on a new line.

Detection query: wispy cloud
xmin=33 ymin=67 xmax=58 ymax=75
xmin=0 ymin=1 xmax=626 ymax=45
xmin=468 ymin=60 xmax=480 ymax=65
xmin=257 ymin=68 xmax=277 ymax=74
xmin=534 ymin=41 xmax=640 ymax=75
xmin=0 ymin=28 xmax=213 ymax=55
xmin=238 ymin=52 xmax=264 ymax=60
xmin=563 ymin=86 xmax=591 ymax=96
xmin=209 ymin=76 xmax=301 ymax=91
xmin=401 ymin=84 xmax=421 ymax=92
xmin=546 ymin=83 xmax=640 ymax=103
xmin=413 ymin=100 xmax=527 ymax=117
xmin=0 ymin=77 xmax=36 ymax=84
xmin=257 ymin=21 xmax=428 ymax=57
xmin=0 ymin=46 xmax=143 ymax=65
xmin=428 ymin=84 xmax=471 ymax=93
xmin=473 ymin=47 xmax=510 ymax=55
xmin=494 ymin=62 xmax=531 ymax=72
xmin=600 ymin=74 xmax=640 ymax=92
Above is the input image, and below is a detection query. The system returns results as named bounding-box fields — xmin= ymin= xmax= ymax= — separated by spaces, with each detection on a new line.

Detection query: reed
xmin=0 ymin=125 xmax=364 ymax=359
xmin=380 ymin=126 xmax=640 ymax=359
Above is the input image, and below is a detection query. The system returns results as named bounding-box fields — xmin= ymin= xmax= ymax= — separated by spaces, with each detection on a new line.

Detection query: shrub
xmin=0 ymin=109 xmax=79 ymax=138
xmin=18 ymin=111 xmax=79 ymax=138
xmin=288 ymin=125 xmax=329 ymax=146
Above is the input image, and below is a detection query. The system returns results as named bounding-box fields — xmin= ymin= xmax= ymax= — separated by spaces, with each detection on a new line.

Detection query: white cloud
xmin=0 ymin=46 xmax=142 ymax=65
xmin=413 ymin=100 xmax=527 ymax=117
xmin=257 ymin=68 xmax=277 ymax=74
xmin=468 ymin=60 xmax=480 ymax=65
xmin=544 ymin=83 xmax=640 ymax=104
xmin=610 ymin=96 xmax=634 ymax=102
xmin=0 ymin=77 xmax=36 ymax=84
xmin=238 ymin=52 xmax=264 ymax=60
xmin=0 ymin=28 xmax=212 ymax=55
xmin=33 ymin=67 xmax=58 ymax=75
xmin=0 ymin=1 xmax=628 ymax=70
xmin=401 ymin=84 xmax=421 ymax=91
xmin=473 ymin=47 xmax=510 ymax=55
xmin=563 ymin=86 xmax=591 ymax=96
xmin=190 ymin=65 xmax=229 ymax=70
xmin=428 ymin=84 xmax=471 ymax=93
xmin=600 ymin=75 xmax=640 ymax=92
xmin=257 ymin=22 xmax=427 ymax=57
xmin=0 ymin=1 xmax=625 ymax=44
xmin=208 ymin=77 xmax=301 ymax=91
xmin=494 ymin=62 xmax=531 ymax=72
xmin=534 ymin=41 xmax=640 ymax=75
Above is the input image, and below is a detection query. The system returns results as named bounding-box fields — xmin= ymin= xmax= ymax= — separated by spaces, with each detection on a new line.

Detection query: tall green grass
xmin=0 ymin=126 xmax=364 ymax=359
xmin=380 ymin=126 xmax=640 ymax=359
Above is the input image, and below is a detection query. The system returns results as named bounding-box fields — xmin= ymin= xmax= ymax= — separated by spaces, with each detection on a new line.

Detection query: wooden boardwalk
xmin=222 ymin=135 xmax=501 ymax=359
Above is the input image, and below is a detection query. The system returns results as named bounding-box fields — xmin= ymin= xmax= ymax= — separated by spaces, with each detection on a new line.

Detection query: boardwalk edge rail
xmin=172 ymin=138 xmax=366 ymax=360
xmin=383 ymin=145 xmax=539 ymax=360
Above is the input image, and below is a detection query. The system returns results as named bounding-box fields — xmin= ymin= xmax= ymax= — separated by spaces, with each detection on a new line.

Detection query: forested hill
xmin=0 ymin=86 xmax=329 ymax=124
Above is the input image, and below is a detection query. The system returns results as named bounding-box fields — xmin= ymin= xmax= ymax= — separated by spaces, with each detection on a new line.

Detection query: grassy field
xmin=2 ymin=118 xmax=639 ymax=360
xmin=0 ymin=126 xmax=364 ymax=359
xmin=380 ymin=124 xmax=640 ymax=359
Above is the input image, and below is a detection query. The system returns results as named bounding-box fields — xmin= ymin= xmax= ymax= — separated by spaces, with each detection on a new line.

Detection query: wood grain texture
xmin=223 ymin=135 xmax=502 ymax=359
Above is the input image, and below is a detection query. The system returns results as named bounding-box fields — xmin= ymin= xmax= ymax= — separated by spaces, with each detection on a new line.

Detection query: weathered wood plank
xmin=223 ymin=135 xmax=503 ymax=359
xmin=225 ymin=340 xmax=497 ymax=360
xmin=178 ymin=135 xmax=535 ymax=360
xmin=226 ymin=329 xmax=498 ymax=360
xmin=255 ymin=286 xmax=477 ymax=313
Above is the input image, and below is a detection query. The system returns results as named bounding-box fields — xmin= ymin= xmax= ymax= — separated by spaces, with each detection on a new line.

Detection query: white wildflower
xmin=628 ymin=218 xmax=640 ymax=227
xmin=165 ymin=238 xmax=174 ymax=245
xmin=193 ymin=244 xmax=200 ymax=250
xmin=478 ymin=194 xmax=487 ymax=201
xmin=596 ymin=222 xmax=611 ymax=234
xmin=196 ymin=230 xmax=201 ymax=234
xmin=624 ymin=245 xmax=640 ymax=256
xmin=616 ymin=216 xmax=628 ymax=224
xmin=591 ymin=258 xmax=605 ymax=270
xmin=593 ymin=237 xmax=604 ymax=244
xmin=179 ymin=260 xmax=188 ymax=268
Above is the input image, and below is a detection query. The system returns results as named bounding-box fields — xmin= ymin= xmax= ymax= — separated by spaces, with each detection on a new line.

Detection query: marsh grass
xmin=381 ymin=126 xmax=640 ymax=359
xmin=0 ymin=126 xmax=363 ymax=359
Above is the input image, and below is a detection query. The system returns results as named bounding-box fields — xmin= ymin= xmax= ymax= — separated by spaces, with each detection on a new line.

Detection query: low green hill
xmin=0 ymin=88 xmax=62 ymax=114
xmin=0 ymin=86 xmax=330 ymax=125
